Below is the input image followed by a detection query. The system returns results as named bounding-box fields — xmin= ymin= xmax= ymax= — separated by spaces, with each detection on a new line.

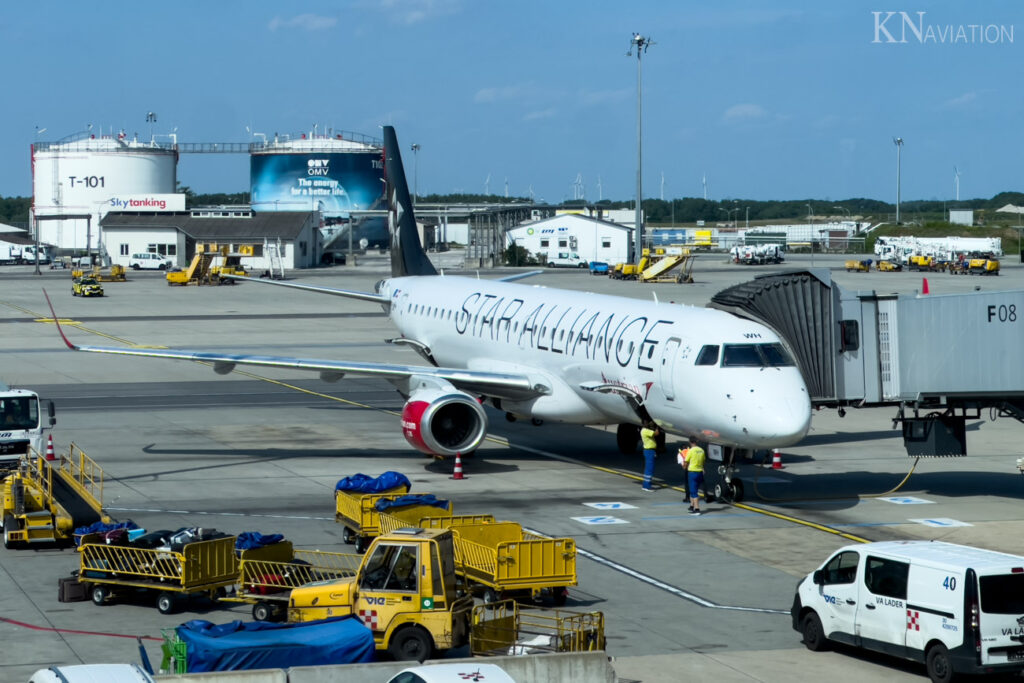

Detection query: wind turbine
xmin=660 ymin=172 xmax=665 ymax=201
xmin=954 ymin=166 xmax=961 ymax=202
xmin=504 ymin=177 xmax=509 ymax=198
xmin=572 ymin=173 xmax=584 ymax=200
xmin=702 ymin=172 xmax=708 ymax=200
xmin=484 ymin=173 xmax=491 ymax=196
xmin=597 ymin=176 xmax=603 ymax=201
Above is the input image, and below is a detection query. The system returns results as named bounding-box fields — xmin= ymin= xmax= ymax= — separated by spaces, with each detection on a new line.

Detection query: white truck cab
xmin=0 ymin=384 xmax=55 ymax=469
xmin=792 ymin=540 xmax=1024 ymax=683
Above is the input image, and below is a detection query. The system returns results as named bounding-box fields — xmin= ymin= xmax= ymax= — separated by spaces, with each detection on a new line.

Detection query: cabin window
xmin=760 ymin=343 xmax=796 ymax=367
xmin=864 ymin=556 xmax=909 ymax=600
xmin=541 ymin=326 xmax=547 ymax=336
xmin=540 ymin=239 xmax=549 ymax=248
xmin=558 ymin=239 xmax=568 ymax=248
xmin=559 ymin=330 xmax=565 ymax=341
xmin=839 ymin=320 xmax=860 ymax=352
xmin=602 ymin=239 xmax=611 ymax=248
xmin=647 ymin=345 xmax=655 ymax=359
xmin=695 ymin=345 xmax=719 ymax=366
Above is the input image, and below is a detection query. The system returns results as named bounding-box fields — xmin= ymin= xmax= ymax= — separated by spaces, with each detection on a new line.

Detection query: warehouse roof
xmin=101 ymin=211 xmax=311 ymax=240
xmin=508 ymin=213 xmax=633 ymax=233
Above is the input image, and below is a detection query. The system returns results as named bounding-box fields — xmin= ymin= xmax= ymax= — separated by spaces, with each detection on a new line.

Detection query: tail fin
xmin=383 ymin=126 xmax=437 ymax=277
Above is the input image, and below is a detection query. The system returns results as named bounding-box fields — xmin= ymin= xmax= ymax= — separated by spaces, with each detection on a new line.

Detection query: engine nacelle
xmin=400 ymin=387 xmax=488 ymax=457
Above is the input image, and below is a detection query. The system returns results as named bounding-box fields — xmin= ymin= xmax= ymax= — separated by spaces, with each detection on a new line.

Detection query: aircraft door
xmin=659 ymin=338 xmax=681 ymax=401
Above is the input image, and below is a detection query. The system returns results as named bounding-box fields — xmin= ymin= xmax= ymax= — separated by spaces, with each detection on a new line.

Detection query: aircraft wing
xmin=46 ymin=294 xmax=547 ymax=402
xmin=221 ymin=275 xmax=391 ymax=305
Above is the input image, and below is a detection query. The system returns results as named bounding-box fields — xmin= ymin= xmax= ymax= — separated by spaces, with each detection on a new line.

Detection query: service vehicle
xmin=792 ymin=540 xmax=1024 ymax=683
xmin=844 ymin=259 xmax=872 ymax=272
xmin=3 ymin=446 xmax=107 ymax=548
xmin=129 ymin=252 xmax=174 ymax=270
xmin=588 ymin=261 xmax=609 ymax=275
xmin=27 ymin=663 xmax=155 ymax=683
xmin=877 ymin=260 xmax=902 ymax=272
xmin=338 ymin=491 xmax=465 ymax=554
xmin=71 ymin=276 xmax=104 ymax=297
xmin=545 ymin=251 xmax=587 ymax=268
xmin=968 ymin=255 xmax=1000 ymax=275
xmin=288 ymin=527 xmax=604 ymax=662
xmin=0 ymin=384 xmax=55 ymax=470
xmin=0 ymin=240 xmax=25 ymax=264
xmin=336 ymin=476 xmax=412 ymax=552
xmin=387 ymin=662 xmax=516 ymax=683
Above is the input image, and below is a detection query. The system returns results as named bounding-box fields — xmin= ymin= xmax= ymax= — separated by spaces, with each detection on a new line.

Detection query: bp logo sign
xmin=526 ymin=228 xmax=535 ymax=235
xmin=421 ymin=597 xmax=434 ymax=609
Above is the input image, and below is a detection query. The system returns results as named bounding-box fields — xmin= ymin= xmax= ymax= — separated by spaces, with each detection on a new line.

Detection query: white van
xmin=28 ymin=663 xmax=155 ymax=682
xmin=129 ymin=252 xmax=173 ymax=270
xmin=792 ymin=540 xmax=1024 ymax=682
xmin=545 ymin=251 xmax=587 ymax=268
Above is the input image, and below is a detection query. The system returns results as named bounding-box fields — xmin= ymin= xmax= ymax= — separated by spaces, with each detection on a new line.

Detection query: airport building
xmin=506 ymin=214 xmax=632 ymax=265
xmin=100 ymin=209 xmax=321 ymax=271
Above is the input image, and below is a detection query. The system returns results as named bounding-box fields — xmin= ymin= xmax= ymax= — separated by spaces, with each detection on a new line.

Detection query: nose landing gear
xmin=713 ymin=447 xmax=745 ymax=503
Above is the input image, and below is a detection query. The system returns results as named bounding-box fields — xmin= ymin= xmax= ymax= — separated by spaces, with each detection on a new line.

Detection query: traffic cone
xmin=922 ymin=278 xmax=929 ymax=295
xmin=771 ymin=448 xmax=783 ymax=470
xmin=45 ymin=434 xmax=55 ymax=461
xmin=451 ymin=452 xmax=466 ymax=480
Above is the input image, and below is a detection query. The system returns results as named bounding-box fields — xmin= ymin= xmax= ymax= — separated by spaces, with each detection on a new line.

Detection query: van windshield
xmin=980 ymin=574 xmax=1024 ymax=613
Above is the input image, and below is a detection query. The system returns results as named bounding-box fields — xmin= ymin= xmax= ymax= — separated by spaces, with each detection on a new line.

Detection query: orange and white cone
xmin=451 ymin=452 xmax=466 ymax=480
xmin=771 ymin=448 xmax=783 ymax=470
xmin=45 ymin=434 xmax=56 ymax=461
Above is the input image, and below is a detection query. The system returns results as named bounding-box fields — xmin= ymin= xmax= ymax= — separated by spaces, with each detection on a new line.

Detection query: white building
xmin=949 ymin=209 xmax=974 ymax=226
xmin=507 ymin=214 xmax=633 ymax=266
xmin=100 ymin=209 xmax=322 ymax=270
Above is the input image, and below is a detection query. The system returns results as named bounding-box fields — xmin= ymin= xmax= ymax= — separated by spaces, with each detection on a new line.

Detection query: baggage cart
xmin=220 ymin=540 xmax=362 ymax=621
xmin=79 ymin=535 xmax=238 ymax=614
xmin=470 ymin=600 xmax=604 ymax=656
xmin=335 ymin=478 xmax=411 ymax=552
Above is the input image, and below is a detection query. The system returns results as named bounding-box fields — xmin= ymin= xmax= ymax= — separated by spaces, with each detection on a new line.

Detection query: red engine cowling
xmin=400 ymin=388 xmax=488 ymax=457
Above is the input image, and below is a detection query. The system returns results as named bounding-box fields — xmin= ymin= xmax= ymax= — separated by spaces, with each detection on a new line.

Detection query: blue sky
xmin=1 ymin=1 xmax=1021 ymax=203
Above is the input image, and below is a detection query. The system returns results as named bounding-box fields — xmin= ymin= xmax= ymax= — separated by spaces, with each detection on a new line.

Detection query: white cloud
xmin=578 ymin=88 xmax=631 ymax=106
xmin=524 ymin=108 xmax=557 ymax=121
xmin=474 ymin=83 xmax=539 ymax=104
xmin=942 ymin=91 xmax=977 ymax=108
xmin=722 ymin=103 xmax=768 ymax=122
xmin=268 ymin=14 xmax=337 ymax=31
xmin=372 ymin=0 xmax=461 ymax=25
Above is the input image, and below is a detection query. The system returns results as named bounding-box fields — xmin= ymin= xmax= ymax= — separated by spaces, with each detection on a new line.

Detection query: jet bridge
xmin=710 ymin=269 xmax=1024 ymax=456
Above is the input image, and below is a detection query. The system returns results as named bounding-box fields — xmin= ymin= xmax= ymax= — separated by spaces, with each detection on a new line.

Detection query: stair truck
xmin=382 ymin=515 xmax=577 ymax=606
xmin=287 ymin=527 xmax=604 ymax=662
xmin=2 ymin=443 xmax=106 ymax=548
xmin=0 ymin=383 xmax=55 ymax=470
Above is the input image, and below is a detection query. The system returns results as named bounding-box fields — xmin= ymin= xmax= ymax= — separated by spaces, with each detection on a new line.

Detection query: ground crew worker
xmin=685 ymin=445 xmax=706 ymax=515
xmin=640 ymin=421 xmax=660 ymax=492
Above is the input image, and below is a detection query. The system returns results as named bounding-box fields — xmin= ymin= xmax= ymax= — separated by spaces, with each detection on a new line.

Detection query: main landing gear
xmin=616 ymin=424 xmax=640 ymax=454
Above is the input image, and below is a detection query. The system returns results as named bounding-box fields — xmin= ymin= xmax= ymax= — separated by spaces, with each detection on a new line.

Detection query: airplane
xmin=48 ymin=126 xmax=811 ymax=498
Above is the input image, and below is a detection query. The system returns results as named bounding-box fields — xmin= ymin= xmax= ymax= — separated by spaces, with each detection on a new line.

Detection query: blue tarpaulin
xmin=334 ymin=471 xmax=411 ymax=494
xmin=176 ymin=617 xmax=375 ymax=672
xmin=72 ymin=520 xmax=140 ymax=546
xmin=235 ymin=532 xmax=285 ymax=551
xmin=375 ymin=494 xmax=450 ymax=512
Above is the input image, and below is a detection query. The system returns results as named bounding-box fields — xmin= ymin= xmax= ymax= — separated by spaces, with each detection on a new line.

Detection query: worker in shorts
xmin=684 ymin=445 xmax=706 ymax=515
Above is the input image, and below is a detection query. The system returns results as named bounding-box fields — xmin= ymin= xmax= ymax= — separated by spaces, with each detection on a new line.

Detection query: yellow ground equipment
xmin=288 ymin=527 xmax=475 ymax=661
xmin=79 ymin=535 xmax=239 ymax=614
xmin=401 ymin=516 xmax=577 ymax=606
xmin=335 ymin=479 xmax=412 ymax=552
xmin=166 ymin=252 xmax=216 ymax=286
xmin=907 ymin=255 xmax=937 ymax=271
xmin=470 ymin=600 xmax=605 ymax=656
xmin=71 ymin=276 xmax=104 ymax=297
xmin=2 ymin=444 xmax=109 ymax=548
xmin=167 ymin=246 xmax=247 ymax=286
xmin=639 ymin=251 xmax=694 ymax=283
xmin=844 ymin=259 xmax=872 ymax=272
xmin=220 ymin=540 xmax=362 ymax=622
xmin=968 ymin=256 xmax=1000 ymax=275
xmin=71 ymin=265 xmax=127 ymax=282
xmin=876 ymin=260 xmax=902 ymax=272
xmin=287 ymin=527 xmax=604 ymax=662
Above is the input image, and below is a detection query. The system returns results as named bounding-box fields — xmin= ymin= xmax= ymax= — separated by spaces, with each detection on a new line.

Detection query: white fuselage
xmin=379 ymin=275 xmax=811 ymax=449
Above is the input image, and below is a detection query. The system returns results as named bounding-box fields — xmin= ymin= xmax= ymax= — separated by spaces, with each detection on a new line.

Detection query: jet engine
xmin=400 ymin=387 xmax=488 ymax=457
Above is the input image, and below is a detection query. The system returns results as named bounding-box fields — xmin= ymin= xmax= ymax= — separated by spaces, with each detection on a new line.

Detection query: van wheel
xmin=801 ymin=611 xmax=828 ymax=651
xmin=131 ymin=264 xmax=140 ymax=270
xmin=926 ymin=643 xmax=954 ymax=683
xmin=388 ymin=626 xmax=434 ymax=662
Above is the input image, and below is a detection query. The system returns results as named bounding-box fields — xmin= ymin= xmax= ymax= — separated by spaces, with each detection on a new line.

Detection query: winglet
xmin=42 ymin=289 xmax=78 ymax=350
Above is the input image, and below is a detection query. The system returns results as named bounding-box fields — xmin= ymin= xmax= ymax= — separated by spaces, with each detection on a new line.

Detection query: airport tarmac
xmin=2 ymin=252 xmax=1024 ymax=682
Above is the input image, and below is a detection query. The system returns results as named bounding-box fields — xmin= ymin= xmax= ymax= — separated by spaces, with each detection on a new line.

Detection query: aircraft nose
xmin=745 ymin=383 xmax=811 ymax=447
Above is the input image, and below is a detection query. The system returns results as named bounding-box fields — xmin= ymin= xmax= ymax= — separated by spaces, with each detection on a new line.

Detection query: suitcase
xmin=58 ymin=576 xmax=88 ymax=602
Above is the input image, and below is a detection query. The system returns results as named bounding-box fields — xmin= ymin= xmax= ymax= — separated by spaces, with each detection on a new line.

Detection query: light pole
xmin=893 ymin=137 xmax=903 ymax=224
xmin=720 ymin=207 xmax=739 ymax=227
xmin=628 ymin=33 xmax=653 ymax=264
xmin=410 ymin=143 xmax=420 ymax=205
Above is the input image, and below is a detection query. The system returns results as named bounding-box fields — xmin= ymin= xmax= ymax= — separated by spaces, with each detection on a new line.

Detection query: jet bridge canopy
xmin=709 ymin=270 xmax=1024 ymax=456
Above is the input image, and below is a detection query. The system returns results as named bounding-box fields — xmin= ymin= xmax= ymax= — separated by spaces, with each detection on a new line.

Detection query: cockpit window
xmin=721 ymin=343 xmax=796 ymax=368
xmin=695 ymin=345 xmax=719 ymax=366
